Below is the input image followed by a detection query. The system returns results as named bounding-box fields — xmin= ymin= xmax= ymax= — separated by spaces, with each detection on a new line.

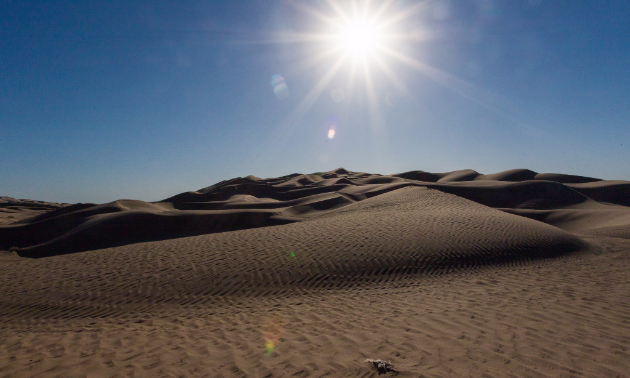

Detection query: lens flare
xmin=264 ymin=340 xmax=275 ymax=356
xmin=331 ymin=88 xmax=344 ymax=102
xmin=323 ymin=115 xmax=339 ymax=140
xmin=263 ymin=314 xmax=286 ymax=357
xmin=271 ymin=74 xmax=290 ymax=100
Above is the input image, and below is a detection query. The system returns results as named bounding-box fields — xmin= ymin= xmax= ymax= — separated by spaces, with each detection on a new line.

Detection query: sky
xmin=1 ymin=0 xmax=629 ymax=204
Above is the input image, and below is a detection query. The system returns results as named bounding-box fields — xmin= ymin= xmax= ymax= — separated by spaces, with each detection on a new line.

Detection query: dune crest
xmin=2 ymin=167 xmax=629 ymax=257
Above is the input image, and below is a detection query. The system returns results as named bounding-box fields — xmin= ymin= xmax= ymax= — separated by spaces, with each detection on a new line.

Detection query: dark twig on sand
xmin=364 ymin=359 xmax=397 ymax=375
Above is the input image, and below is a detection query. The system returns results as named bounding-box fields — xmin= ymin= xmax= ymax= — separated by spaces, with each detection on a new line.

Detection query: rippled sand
xmin=2 ymin=168 xmax=630 ymax=377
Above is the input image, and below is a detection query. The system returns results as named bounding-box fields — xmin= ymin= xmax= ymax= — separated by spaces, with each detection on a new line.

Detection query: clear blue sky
xmin=1 ymin=0 xmax=629 ymax=203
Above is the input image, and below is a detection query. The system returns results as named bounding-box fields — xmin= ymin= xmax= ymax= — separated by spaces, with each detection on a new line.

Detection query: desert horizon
xmin=2 ymin=167 xmax=630 ymax=377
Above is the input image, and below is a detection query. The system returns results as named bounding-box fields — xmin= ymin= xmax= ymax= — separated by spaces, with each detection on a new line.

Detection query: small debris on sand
xmin=364 ymin=359 xmax=396 ymax=374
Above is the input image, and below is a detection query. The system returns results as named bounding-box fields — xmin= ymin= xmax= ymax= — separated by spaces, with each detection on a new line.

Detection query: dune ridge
xmin=1 ymin=168 xmax=628 ymax=258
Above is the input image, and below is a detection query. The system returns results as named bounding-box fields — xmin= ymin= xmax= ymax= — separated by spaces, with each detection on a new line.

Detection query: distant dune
xmin=0 ymin=196 xmax=68 ymax=225
xmin=1 ymin=168 xmax=630 ymax=377
xmin=1 ymin=168 xmax=627 ymax=257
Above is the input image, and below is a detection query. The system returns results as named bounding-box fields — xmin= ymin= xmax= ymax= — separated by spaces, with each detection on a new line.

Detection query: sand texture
xmin=1 ymin=168 xmax=630 ymax=377
xmin=0 ymin=197 xmax=68 ymax=226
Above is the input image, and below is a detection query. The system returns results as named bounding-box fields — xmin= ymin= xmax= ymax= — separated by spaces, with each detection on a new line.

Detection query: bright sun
xmin=336 ymin=18 xmax=383 ymax=58
xmin=274 ymin=0 xmax=433 ymax=129
xmin=271 ymin=1 xmax=499 ymax=148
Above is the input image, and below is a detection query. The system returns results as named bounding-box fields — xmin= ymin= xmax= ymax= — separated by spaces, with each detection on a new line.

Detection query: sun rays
xmin=305 ymin=0 xmax=423 ymax=79
xmin=272 ymin=0 xmax=429 ymax=130
xmin=257 ymin=0 xmax=528 ymax=163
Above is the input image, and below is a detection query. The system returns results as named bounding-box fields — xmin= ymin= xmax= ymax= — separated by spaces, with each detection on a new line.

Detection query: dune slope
xmin=0 ymin=186 xmax=587 ymax=319
xmin=2 ymin=169 xmax=630 ymax=378
xmin=2 ymin=168 xmax=629 ymax=257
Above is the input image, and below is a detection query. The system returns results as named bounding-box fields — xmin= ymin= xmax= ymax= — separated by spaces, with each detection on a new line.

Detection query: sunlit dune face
xmin=336 ymin=18 xmax=383 ymax=59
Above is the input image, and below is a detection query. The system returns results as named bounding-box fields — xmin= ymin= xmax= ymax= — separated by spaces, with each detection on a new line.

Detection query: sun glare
xmin=308 ymin=0 xmax=421 ymax=78
xmin=337 ymin=18 xmax=382 ymax=58
xmin=269 ymin=0 xmax=512 ymax=154
xmin=273 ymin=0 xmax=441 ymax=139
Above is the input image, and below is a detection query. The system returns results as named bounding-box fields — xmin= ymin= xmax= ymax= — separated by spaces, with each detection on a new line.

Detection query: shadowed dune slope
xmin=391 ymin=170 xmax=441 ymax=182
xmin=534 ymin=172 xmax=601 ymax=184
xmin=1 ymin=168 xmax=629 ymax=257
xmin=0 ymin=187 xmax=588 ymax=315
xmin=566 ymin=180 xmax=630 ymax=207
xmin=422 ymin=180 xmax=594 ymax=209
xmin=0 ymin=201 xmax=297 ymax=258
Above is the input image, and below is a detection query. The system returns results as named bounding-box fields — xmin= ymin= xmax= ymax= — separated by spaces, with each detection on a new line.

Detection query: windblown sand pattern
xmin=1 ymin=168 xmax=630 ymax=377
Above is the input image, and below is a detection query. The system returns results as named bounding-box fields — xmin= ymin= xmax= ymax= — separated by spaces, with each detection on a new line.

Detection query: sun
xmin=335 ymin=17 xmax=383 ymax=59
xmin=267 ymin=0 xmax=506 ymax=154
xmin=272 ymin=0 xmax=436 ymax=133
xmin=317 ymin=0 xmax=415 ymax=71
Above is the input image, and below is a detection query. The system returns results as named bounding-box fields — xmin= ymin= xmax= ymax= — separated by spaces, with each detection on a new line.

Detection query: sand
xmin=0 ymin=197 xmax=67 ymax=226
xmin=1 ymin=168 xmax=630 ymax=377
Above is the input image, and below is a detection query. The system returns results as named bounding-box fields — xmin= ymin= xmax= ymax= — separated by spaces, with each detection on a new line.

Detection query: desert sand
xmin=1 ymin=168 xmax=630 ymax=377
xmin=0 ymin=197 xmax=67 ymax=226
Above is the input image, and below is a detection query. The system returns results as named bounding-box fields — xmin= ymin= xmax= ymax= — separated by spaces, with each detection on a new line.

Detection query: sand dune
xmin=2 ymin=168 xmax=629 ymax=257
xmin=566 ymin=180 xmax=630 ymax=206
xmin=0 ymin=197 xmax=68 ymax=226
xmin=0 ymin=186 xmax=587 ymax=313
xmin=1 ymin=168 xmax=630 ymax=377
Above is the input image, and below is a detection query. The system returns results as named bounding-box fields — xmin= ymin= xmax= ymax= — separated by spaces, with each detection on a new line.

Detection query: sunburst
xmin=275 ymin=0 xmax=427 ymax=124
xmin=263 ymin=0 xmax=511 ymax=151
xmin=312 ymin=0 xmax=423 ymax=75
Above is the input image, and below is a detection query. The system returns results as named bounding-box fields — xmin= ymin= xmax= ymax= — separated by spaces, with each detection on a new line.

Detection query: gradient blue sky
xmin=1 ymin=0 xmax=629 ymax=203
